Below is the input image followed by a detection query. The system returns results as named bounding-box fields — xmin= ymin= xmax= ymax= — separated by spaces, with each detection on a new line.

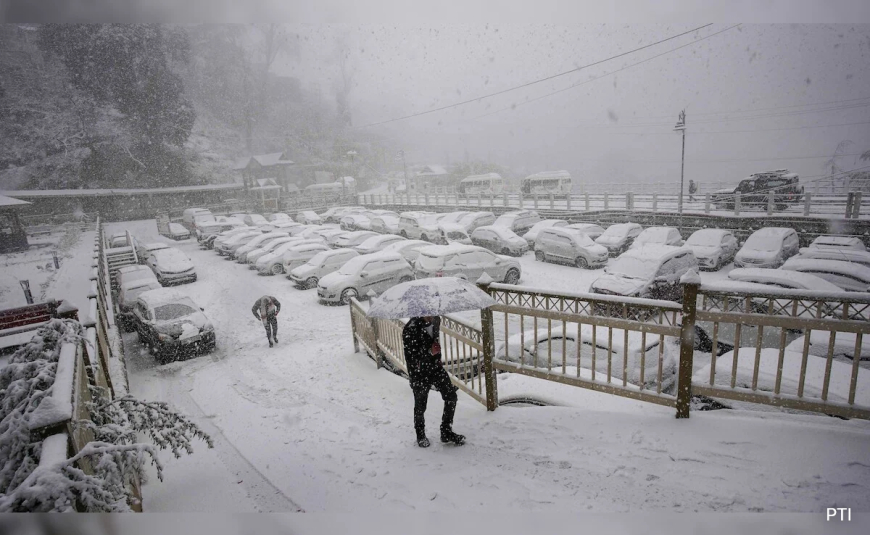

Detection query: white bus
xmin=458 ymin=173 xmax=505 ymax=195
xmin=520 ymin=170 xmax=572 ymax=195
xmin=304 ymin=180 xmax=356 ymax=196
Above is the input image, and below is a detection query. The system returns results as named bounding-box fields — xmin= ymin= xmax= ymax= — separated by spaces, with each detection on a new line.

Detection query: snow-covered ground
xmin=101 ymin=219 xmax=870 ymax=513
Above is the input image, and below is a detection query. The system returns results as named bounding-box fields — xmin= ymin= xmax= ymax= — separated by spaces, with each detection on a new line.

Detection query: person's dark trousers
xmin=263 ymin=315 xmax=278 ymax=343
xmin=411 ymin=366 xmax=458 ymax=439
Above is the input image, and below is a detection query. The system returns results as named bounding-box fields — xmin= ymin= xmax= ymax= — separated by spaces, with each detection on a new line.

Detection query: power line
xmin=636 ymin=95 xmax=870 ymax=121
xmin=468 ymin=24 xmax=742 ymax=123
xmin=539 ymin=119 xmax=870 ymax=136
xmin=354 ymin=23 xmax=714 ymax=129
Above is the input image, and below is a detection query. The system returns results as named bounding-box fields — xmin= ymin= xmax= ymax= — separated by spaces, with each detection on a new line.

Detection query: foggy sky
xmin=276 ymin=23 xmax=870 ymax=186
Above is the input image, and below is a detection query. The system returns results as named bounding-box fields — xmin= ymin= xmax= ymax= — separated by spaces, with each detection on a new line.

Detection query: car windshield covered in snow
xmin=417 ymin=252 xmax=446 ymax=270
xmin=154 ymin=302 xmax=197 ymax=321
xmin=686 ymin=229 xmax=725 ymax=246
xmin=336 ymin=255 xmax=369 ymax=276
xmin=743 ymin=233 xmax=782 ymax=252
xmin=606 ymin=255 xmax=657 ymax=280
xmin=601 ymin=224 xmax=633 ymax=238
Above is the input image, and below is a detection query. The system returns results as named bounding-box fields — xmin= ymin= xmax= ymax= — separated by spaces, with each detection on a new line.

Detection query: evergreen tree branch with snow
xmin=0 ymin=319 xmax=212 ymax=512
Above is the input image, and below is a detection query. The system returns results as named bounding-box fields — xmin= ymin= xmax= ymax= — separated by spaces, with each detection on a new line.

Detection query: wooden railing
xmin=348 ymin=277 xmax=870 ymax=421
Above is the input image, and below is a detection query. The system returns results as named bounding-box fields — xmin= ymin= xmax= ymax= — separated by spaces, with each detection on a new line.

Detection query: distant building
xmin=233 ymin=152 xmax=295 ymax=193
xmin=413 ymin=164 xmax=452 ymax=191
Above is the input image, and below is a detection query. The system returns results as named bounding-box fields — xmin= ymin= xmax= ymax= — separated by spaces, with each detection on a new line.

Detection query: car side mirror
xmin=200 ymin=307 xmax=205 ymax=311
xmin=360 ymin=271 xmax=369 ymax=278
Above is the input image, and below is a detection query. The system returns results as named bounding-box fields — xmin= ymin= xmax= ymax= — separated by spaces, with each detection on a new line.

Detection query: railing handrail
xmin=488 ymin=282 xmax=684 ymax=311
xmin=700 ymin=283 xmax=870 ymax=304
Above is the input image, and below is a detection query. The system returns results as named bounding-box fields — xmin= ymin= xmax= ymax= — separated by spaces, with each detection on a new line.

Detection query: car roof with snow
xmin=137 ymin=288 xmax=196 ymax=308
xmin=118 ymin=265 xmax=151 ymax=274
xmin=687 ymin=228 xmax=732 ymax=242
xmin=727 ymin=268 xmax=842 ymax=291
xmin=539 ymin=226 xmax=597 ymax=243
xmin=750 ymin=227 xmax=795 ymax=238
xmin=417 ymin=243 xmax=485 ymax=257
xmin=782 ymin=258 xmax=870 ymax=280
xmin=121 ymin=279 xmax=161 ymax=292
xmin=636 ymin=227 xmax=679 ymax=240
xmin=605 ymin=222 xmax=642 ymax=232
xmin=617 ymin=244 xmax=688 ymax=261
xmin=474 ymin=225 xmax=520 ymax=238
xmin=809 ymin=235 xmax=866 ymax=250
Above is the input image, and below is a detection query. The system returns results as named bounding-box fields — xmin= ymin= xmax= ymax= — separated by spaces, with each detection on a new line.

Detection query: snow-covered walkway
xmin=108 ymin=220 xmax=870 ymax=513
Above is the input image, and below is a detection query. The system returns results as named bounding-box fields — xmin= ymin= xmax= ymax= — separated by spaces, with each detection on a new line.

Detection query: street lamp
xmin=674 ymin=109 xmax=686 ymax=231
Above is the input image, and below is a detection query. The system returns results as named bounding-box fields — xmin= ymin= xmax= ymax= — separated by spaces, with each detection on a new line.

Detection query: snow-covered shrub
xmin=0 ymin=319 xmax=212 ymax=512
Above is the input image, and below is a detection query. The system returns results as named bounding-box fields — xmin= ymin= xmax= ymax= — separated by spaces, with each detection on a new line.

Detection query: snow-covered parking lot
xmin=107 ymin=220 xmax=870 ymax=513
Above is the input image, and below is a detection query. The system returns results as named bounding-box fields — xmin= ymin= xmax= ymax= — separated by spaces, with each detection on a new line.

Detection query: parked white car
xmin=470 ymin=225 xmax=529 ymax=256
xmin=146 ymin=248 xmax=197 ymax=285
xmin=734 ymin=227 xmax=799 ymax=268
xmin=439 ymin=223 xmax=472 ymax=245
xmin=381 ymin=239 xmax=431 ymax=263
xmin=371 ymin=215 xmax=400 ymax=234
xmin=242 ymin=214 xmax=269 ymax=226
xmin=534 ymin=227 xmax=609 ymax=269
xmin=808 ymin=235 xmax=866 ymax=251
xmin=684 ymin=229 xmax=739 ymax=270
xmin=279 ymin=243 xmax=332 ymax=275
xmin=565 ymin=223 xmax=605 ymax=240
xmin=244 ymin=236 xmax=299 ymax=265
xmin=182 ymin=208 xmax=213 ymax=228
xmin=317 ymin=251 xmax=415 ymax=304
xmin=781 ymin=258 xmax=870 ymax=292
xmin=595 ymin=223 xmax=643 ymax=256
xmin=167 ymin=223 xmax=191 ymax=241
xmin=321 ymin=206 xmax=365 ymax=224
xmin=234 ymin=232 xmax=290 ymax=262
xmin=522 ymin=219 xmax=567 ymax=249
xmin=333 ymin=230 xmax=379 ymax=249
xmin=116 ymin=264 xmax=158 ymax=290
xmin=457 ymin=211 xmax=496 ymax=233
xmin=590 ymin=246 xmax=698 ymax=302
xmin=215 ymin=230 xmax=261 ymax=256
xmin=340 ymin=214 xmax=373 ymax=231
xmin=414 ymin=244 xmax=521 ymax=284
xmin=289 ymin=248 xmax=360 ymax=288
xmin=727 ymin=267 xmax=842 ymax=293
xmin=493 ymin=210 xmax=542 ymax=235
xmin=253 ymin=239 xmax=324 ymax=275
xmin=117 ymin=279 xmax=162 ymax=331
xmin=353 ymin=235 xmax=406 ymax=255
xmin=631 ymin=226 xmax=684 ymax=249
xmin=297 ymin=211 xmax=323 ymax=225
xmin=134 ymin=241 xmax=170 ymax=263
xmin=267 ymin=213 xmax=292 ymax=222
xmin=796 ymin=247 xmax=870 ymax=268
xmin=398 ymin=212 xmax=442 ymax=241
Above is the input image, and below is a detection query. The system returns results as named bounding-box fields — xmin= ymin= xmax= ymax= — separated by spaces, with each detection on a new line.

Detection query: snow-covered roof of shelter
xmin=252 ymin=152 xmax=294 ymax=167
xmin=0 ymin=194 xmax=30 ymax=208
xmin=417 ymin=243 xmax=480 ymax=257
xmin=416 ymin=165 xmax=449 ymax=176
xmin=462 ymin=172 xmax=502 ymax=182
xmin=525 ymin=170 xmax=571 ymax=180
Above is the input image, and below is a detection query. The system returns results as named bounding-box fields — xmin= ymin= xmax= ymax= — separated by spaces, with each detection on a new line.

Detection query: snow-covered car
xmin=322 ymin=230 xmax=351 ymax=247
xmin=630 ymin=226 xmax=684 ymax=249
xmin=333 ymin=230 xmax=379 ymax=249
xmin=590 ymin=245 xmax=698 ymax=302
xmin=595 ymin=223 xmax=643 ymax=256
xmin=215 ymin=230 xmax=260 ymax=256
xmin=280 ymin=243 xmax=332 ymax=275
xmin=212 ymin=228 xmax=256 ymax=253
xmin=439 ymin=223 xmax=472 ymax=245
xmin=131 ymin=288 xmax=215 ymax=364
xmin=297 ymin=211 xmax=323 ymax=225
xmin=253 ymin=239 xmax=324 ymax=275
xmin=196 ymin=218 xmax=245 ymax=248
xmin=807 ymin=235 xmax=866 ymax=251
xmin=726 ymin=267 xmax=842 ymax=293
xmin=493 ymin=210 xmax=541 ymax=235
xmin=244 ymin=236 xmax=299 ymax=265
xmin=436 ymin=211 xmax=472 ymax=226
xmin=117 ymin=279 xmax=162 ymax=331
xmin=167 ymin=223 xmax=191 ymax=241
xmin=495 ymin=324 xmax=675 ymax=390
xmin=795 ymin=247 xmax=870 ymax=268
xmin=781 ymin=258 xmax=870 ymax=292
xmin=234 ymin=232 xmax=290 ymax=262
xmin=146 ymin=248 xmax=197 ymax=285
xmin=471 ymin=225 xmax=529 ymax=256
xmin=398 ymin=212 xmax=441 ymax=241
xmin=734 ymin=227 xmax=799 ymax=268
xmin=242 ymin=214 xmax=269 ymax=226
xmin=135 ymin=242 xmax=170 ymax=264
xmin=317 ymin=251 xmax=414 ymax=304
xmin=370 ymin=215 xmax=400 ymax=235
xmin=340 ymin=214 xmax=373 ymax=231
xmin=182 ymin=208 xmax=213 ymax=230
xmin=381 ymin=239 xmax=431 ymax=263
xmin=289 ymin=248 xmax=360 ymax=289
xmin=565 ymin=223 xmax=605 ymax=240
xmin=352 ymin=234 xmax=406 ymax=255
xmin=534 ymin=227 xmax=609 ymax=269
xmin=457 ymin=211 xmax=496 ymax=232
xmin=414 ymin=244 xmax=521 ymax=284
xmin=522 ymin=219 xmax=568 ymax=249
xmin=116 ymin=265 xmax=158 ymax=292
xmin=684 ymin=229 xmax=739 ymax=270
xmin=321 ymin=206 xmax=365 ymax=224
xmin=267 ymin=213 xmax=292 ymax=222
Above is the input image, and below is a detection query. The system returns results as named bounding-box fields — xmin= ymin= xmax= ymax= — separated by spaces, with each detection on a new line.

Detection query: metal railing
xmin=348 ymin=278 xmax=870 ymax=421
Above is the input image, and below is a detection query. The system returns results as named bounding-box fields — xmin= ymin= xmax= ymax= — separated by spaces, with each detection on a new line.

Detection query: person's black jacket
xmin=252 ymin=295 xmax=281 ymax=320
xmin=402 ymin=317 xmax=442 ymax=385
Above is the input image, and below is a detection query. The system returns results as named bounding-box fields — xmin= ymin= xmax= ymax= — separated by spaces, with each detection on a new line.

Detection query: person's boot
xmin=415 ymin=426 xmax=430 ymax=448
xmin=440 ymin=401 xmax=465 ymax=445
xmin=268 ymin=337 xmax=274 ymax=348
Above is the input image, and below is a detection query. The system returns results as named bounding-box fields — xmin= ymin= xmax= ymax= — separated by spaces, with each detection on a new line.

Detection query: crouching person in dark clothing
xmin=252 ymin=295 xmax=281 ymax=347
xmin=402 ymin=316 xmax=465 ymax=447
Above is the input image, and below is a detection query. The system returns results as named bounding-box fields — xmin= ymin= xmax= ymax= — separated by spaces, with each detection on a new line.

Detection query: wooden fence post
xmin=625 ymin=192 xmax=633 ymax=210
xmin=371 ymin=317 xmax=382 ymax=369
xmin=676 ymin=277 xmax=699 ymax=419
xmin=767 ymin=192 xmax=774 ymax=216
xmin=652 ymin=193 xmax=658 ymax=212
xmin=503 ymin=192 xmax=508 ymax=207
xmin=566 ymin=193 xmax=571 ymax=210
xmin=585 ymin=193 xmax=590 ymax=211
xmin=734 ymin=193 xmax=741 ymax=216
xmin=803 ymin=192 xmax=812 ymax=217
xmin=853 ymin=192 xmax=863 ymax=219
xmin=490 ymin=193 xmax=495 ymax=208
xmin=534 ymin=194 xmax=539 ymax=210
xmin=518 ymin=192 xmax=524 ymax=209
xmin=349 ymin=303 xmax=360 ymax=353
xmin=478 ymin=281 xmax=498 ymax=411
xmin=549 ymin=193 xmax=554 ymax=209
xmin=603 ymin=192 xmax=609 ymax=210
xmin=704 ymin=193 xmax=711 ymax=214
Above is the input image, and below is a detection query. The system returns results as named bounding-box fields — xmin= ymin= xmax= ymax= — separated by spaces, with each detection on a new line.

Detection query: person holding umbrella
xmin=368 ymin=276 xmax=496 ymax=448
xmin=402 ymin=315 xmax=464 ymax=447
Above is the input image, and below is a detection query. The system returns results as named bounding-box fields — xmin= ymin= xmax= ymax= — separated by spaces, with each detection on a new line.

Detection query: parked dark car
xmin=711 ymin=170 xmax=804 ymax=211
xmin=131 ymin=288 xmax=215 ymax=364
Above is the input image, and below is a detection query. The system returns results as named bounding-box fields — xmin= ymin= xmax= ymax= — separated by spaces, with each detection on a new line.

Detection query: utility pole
xmin=674 ymin=109 xmax=687 ymax=231
xmin=398 ymin=149 xmax=409 ymax=190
